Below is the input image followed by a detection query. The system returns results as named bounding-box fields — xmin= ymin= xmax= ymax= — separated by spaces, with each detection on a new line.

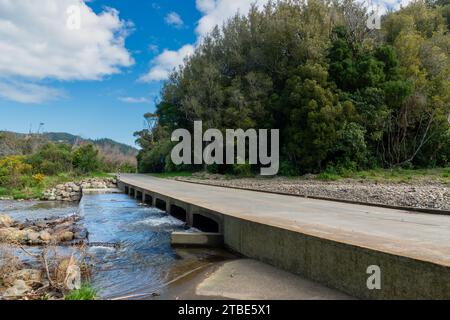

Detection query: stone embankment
xmin=0 ymin=214 xmax=87 ymax=246
xmin=42 ymin=177 xmax=117 ymax=202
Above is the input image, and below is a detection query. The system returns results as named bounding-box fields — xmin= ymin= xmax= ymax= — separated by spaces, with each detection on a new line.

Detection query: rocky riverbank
xmin=42 ymin=177 xmax=117 ymax=202
xmin=178 ymin=174 xmax=450 ymax=211
xmin=0 ymin=214 xmax=87 ymax=246
xmin=0 ymin=214 xmax=88 ymax=299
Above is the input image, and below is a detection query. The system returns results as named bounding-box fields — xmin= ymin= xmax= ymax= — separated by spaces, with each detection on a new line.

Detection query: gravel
xmin=179 ymin=175 xmax=450 ymax=211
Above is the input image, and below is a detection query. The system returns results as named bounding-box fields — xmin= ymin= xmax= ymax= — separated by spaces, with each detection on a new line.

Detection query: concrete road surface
xmin=119 ymin=174 xmax=450 ymax=267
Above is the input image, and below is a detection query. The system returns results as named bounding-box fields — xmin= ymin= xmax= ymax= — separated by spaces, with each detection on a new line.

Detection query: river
xmin=0 ymin=193 xmax=234 ymax=300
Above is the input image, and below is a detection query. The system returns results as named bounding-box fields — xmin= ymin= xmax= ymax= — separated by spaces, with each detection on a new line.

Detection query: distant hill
xmin=42 ymin=132 xmax=137 ymax=156
xmin=0 ymin=131 xmax=138 ymax=166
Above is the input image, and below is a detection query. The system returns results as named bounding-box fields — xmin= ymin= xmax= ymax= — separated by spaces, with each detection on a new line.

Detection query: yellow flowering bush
xmin=0 ymin=156 xmax=33 ymax=188
xmin=32 ymin=173 xmax=45 ymax=185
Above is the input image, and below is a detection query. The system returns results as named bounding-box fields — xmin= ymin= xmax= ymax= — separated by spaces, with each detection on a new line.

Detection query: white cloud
xmin=139 ymin=44 xmax=195 ymax=82
xmin=141 ymin=0 xmax=269 ymax=83
xmin=195 ymin=0 xmax=262 ymax=37
xmin=141 ymin=0 xmax=414 ymax=83
xmin=0 ymin=0 xmax=133 ymax=103
xmin=119 ymin=96 xmax=150 ymax=104
xmin=0 ymin=80 xmax=65 ymax=104
xmin=165 ymin=12 xmax=184 ymax=28
xmin=148 ymin=44 xmax=159 ymax=53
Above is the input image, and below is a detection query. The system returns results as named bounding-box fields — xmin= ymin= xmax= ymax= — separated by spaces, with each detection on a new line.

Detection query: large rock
xmin=0 ymin=214 xmax=13 ymax=228
xmin=39 ymin=230 xmax=52 ymax=242
xmin=4 ymin=269 xmax=42 ymax=287
xmin=0 ymin=228 xmax=26 ymax=242
xmin=42 ymin=177 xmax=118 ymax=202
xmin=3 ymin=280 xmax=32 ymax=298
xmin=56 ymin=231 xmax=74 ymax=242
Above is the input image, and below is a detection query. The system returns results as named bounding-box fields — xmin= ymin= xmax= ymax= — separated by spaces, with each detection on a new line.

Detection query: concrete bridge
xmin=118 ymin=173 xmax=450 ymax=300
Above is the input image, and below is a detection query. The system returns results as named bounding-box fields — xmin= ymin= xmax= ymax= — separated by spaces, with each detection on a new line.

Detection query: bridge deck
xmin=119 ymin=174 xmax=450 ymax=267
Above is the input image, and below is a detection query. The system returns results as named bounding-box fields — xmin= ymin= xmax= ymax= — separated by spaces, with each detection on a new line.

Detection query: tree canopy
xmin=135 ymin=0 xmax=450 ymax=175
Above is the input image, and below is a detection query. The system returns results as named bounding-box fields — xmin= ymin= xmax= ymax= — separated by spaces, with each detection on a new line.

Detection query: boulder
xmin=0 ymin=214 xmax=13 ymax=228
xmin=3 ymin=280 xmax=31 ymax=298
xmin=25 ymin=230 xmax=41 ymax=243
xmin=39 ymin=230 xmax=52 ymax=242
xmin=0 ymin=228 xmax=26 ymax=243
xmin=4 ymin=269 xmax=42 ymax=287
xmin=56 ymin=231 xmax=74 ymax=242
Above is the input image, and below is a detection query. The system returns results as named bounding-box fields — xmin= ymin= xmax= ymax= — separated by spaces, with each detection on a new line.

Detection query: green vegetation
xmin=0 ymin=131 xmax=138 ymax=172
xmin=135 ymin=0 xmax=449 ymax=177
xmin=317 ymin=167 xmax=450 ymax=183
xmin=64 ymin=284 xmax=97 ymax=300
xmin=148 ymin=171 xmax=193 ymax=179
xmin=0 ymin=143 xmax=116 ymax=200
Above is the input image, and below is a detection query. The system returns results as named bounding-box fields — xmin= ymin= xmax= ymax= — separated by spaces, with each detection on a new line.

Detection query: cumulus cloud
xmin=140 ymin=0 xmax=265 ymax=83
xmin=195 ymin=0 xmax=262 ymax=37
xmin=0 ymin=80 xmax=65 ymax=104
xmin=0 ymin=0 xmax=133 ymax=103
xmin=119 ymin=96 xmax=150 ymax=104
xmin=139 ymin=44 xmax=195 ymax=82
xmin=165 ymin=12 xmax=184 ymax=28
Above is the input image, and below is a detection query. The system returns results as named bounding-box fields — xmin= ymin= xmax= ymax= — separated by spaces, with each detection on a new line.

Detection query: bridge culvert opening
xmin=144 ymin=194 xmax=153 ymax=205
xmin=155 ymin=199 xmax=167 ymax=211
xmin=124 ymin=186 xmax=129 ymax=195
xmin=129 ymin=188 xmax=135 ymax=197
xmin=193 ymin=214 xmax=219 ymax=233
xmin=170 ymin=205 xmax=187 ymax=222
xmin=136 ymin=191 xmax=143 ymax=201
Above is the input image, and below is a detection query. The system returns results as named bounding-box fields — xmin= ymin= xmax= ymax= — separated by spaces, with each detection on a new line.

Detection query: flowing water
xmin=1 ymin=193 xmax=234 ymax=299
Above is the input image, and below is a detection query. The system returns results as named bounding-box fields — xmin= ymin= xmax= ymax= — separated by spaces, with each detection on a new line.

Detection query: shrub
xmin=32 ymin=173 xmax=45 ymax=185
xmin=72 ymin=144 xmax=101 ymax=174
xmin=231 ymin=163 xmax=253 ymax=177
xmin=0 ymin=156 xmax=32 ymax=188
xmin=27 ymin=143 xmax=73 ymax=175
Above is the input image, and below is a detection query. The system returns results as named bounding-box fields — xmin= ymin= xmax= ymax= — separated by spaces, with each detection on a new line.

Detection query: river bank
xmin=176 ymin=172 xmax=450 ymax=211
xmin=0 ymin=193 xmax=235 ymax=300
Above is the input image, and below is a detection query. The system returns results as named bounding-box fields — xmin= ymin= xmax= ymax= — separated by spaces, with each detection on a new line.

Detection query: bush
xmin=231 ymin=163 xmax=253 ymax=177
xmin=279 ymin=161 xmax=299 ymax=176
xmin=27 ymin=143 xmax=73 ymax=175
xmin=72 ymin=144 xmax=101 ymax=174
xmin=0 ymin=156 xmax=32 ymax=188
xmin=138 ymin=140 xmax=173 ymax=173
xmin=32 ymin=173 xmax=45 ymax=185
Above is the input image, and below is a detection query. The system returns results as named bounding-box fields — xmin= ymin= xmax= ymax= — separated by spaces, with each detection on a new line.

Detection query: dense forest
xmin=135 ymin=0 xmax=450 ymax=175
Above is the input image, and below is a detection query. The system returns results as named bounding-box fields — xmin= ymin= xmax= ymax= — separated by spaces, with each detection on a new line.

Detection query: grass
xmin=148 ymin=171 xmax=193 ymax=179
xmin=64 ymin=284 xmax=97 ymax=300
xmin=146 ymin=168 xmax=450 ymax=184
xmin=0 ymin=172 xmax=115 ymax=200
xmin=316 ymin=167 xmax=450 ymax=183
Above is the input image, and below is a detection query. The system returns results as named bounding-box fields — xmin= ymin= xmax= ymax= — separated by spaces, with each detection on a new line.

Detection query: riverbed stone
xmin=3 ymin=280 xmax=32 ymax=298
xmin=56 ymin=231 xmax=74 ymax=242
xmin=42 ymin=177 xmax=117 ymax=202
xmin=39 ymin=230 xmax=52 ymax=242
xmin=4 ymin=269 xmax=42 ymax=287
xmin=0 ymin=214 xmax=13 ymax=228
xmin=25 ymin=230 xmax=40 ymax=243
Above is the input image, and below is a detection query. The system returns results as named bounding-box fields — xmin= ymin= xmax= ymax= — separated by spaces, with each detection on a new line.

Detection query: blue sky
xmin=0 ymin=0 xmax=201 ymax=147
xmin=0 ymin=0 xmax=409 ymax=147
